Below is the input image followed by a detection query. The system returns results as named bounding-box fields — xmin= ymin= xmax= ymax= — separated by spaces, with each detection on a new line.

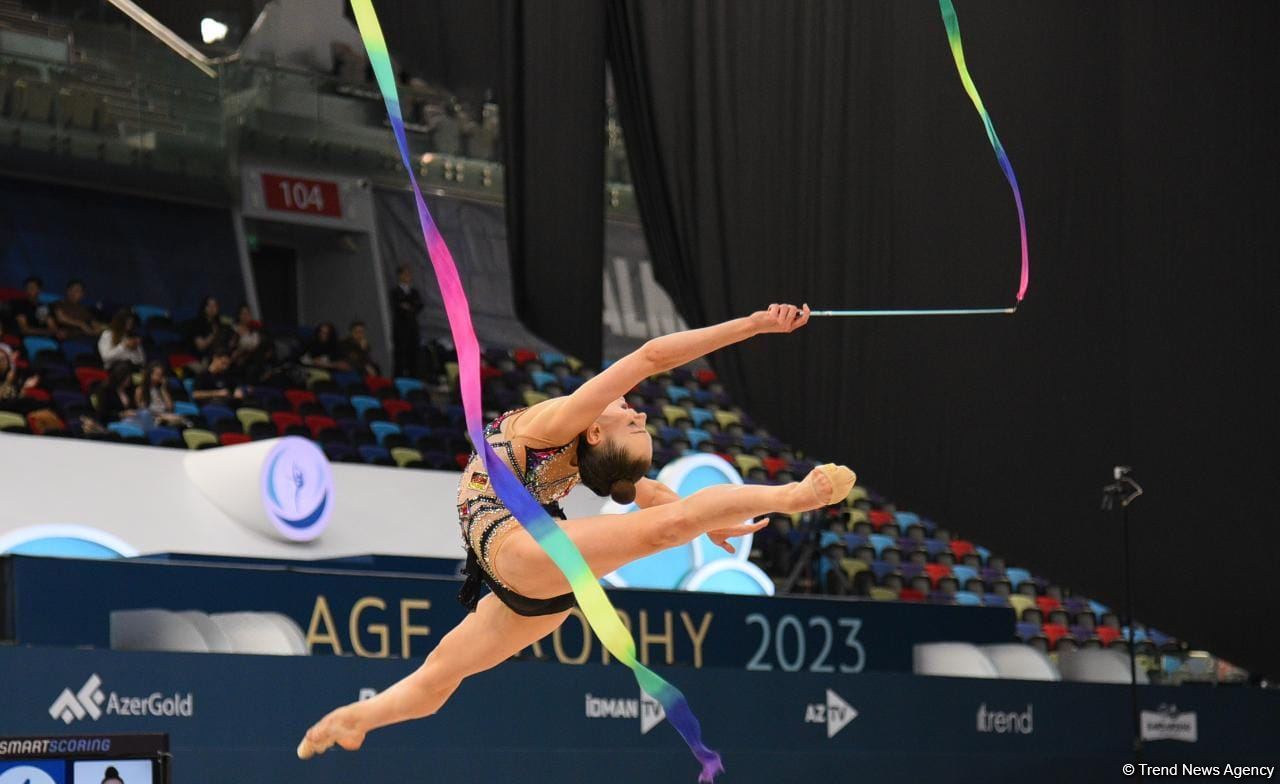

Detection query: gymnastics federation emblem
xmin=262 ymin=438 xmax=333 ymax=542
xmin=600 ymin=454 xmax=775 ymax=596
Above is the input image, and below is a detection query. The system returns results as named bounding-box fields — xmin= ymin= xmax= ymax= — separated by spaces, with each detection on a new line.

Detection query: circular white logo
xmin=260 ymin=437 xmax=333 ymax=541
xmin=0 ymin=765 xmax=59 ymax=784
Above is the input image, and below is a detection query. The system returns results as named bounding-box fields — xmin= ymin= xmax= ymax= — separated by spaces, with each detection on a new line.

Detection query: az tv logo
xmin=804 ymin=689 xmax=858 ymax=738
xmin=49 ymin=674 xmax=106 ymax=724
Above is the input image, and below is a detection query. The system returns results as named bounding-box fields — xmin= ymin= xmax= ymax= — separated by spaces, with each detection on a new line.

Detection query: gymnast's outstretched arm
xmin=520 ymin=304 xmax=811 ymax=444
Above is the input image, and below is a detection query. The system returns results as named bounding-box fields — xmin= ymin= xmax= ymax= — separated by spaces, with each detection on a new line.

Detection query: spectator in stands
xmin=340 ymin=320 xmax=381 ymax=376
xmin=52 ymin=280 xmax=104 ymax=337
xmin=11 ymin=276 xmax=60 ymax=337
xmin=0 ymin=321 xmax=13 ymax=362
xmin=95 ymin=363 xmax=137 ymax=423
xmin=300 ymin=321 xmax=350 ymax=370
xmin=192 ymin=349 xmax=243 ymax=402
xmin=186 ymin=296 xmax=233 ymax=357
xmin=1 ymin=349 xmax=26 ymax=406
xmin=135 ymin=361 xmax=186 ymax=426
xmin=390 ymin=264 xmax=424 ymax=377
xmin=231 ymin=303 xmax=271 ymax=377
xmin=99 ymin=310 xmax=146 ymax=371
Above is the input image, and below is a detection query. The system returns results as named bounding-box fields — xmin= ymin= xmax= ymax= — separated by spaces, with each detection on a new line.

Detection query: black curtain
xmin=608 ymin=0 xmax=1279 ymax=676
xmin=502 ymin=0 xmax=606 ymax=366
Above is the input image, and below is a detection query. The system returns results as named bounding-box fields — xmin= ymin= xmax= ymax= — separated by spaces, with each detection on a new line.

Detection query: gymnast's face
xmin=588 ymin=398 xmax=653 ymax=465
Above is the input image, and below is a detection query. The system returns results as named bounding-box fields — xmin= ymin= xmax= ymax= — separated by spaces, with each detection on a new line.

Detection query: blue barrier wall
xmin=1 ymin=646 xmax=1277 ymax=784
xmin=1 ymin=555 xmax=1013 ymax=672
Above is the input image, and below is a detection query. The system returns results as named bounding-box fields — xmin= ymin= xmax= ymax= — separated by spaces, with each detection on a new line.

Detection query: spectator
xmin=192 ymin=350 xmax=243 ymax=402
xmin=1 ymin=349 xmax=33 ymax=408
xmin=94 ymin=363 xmax=137 ymax=423
xmin=99 ymin=310 xmax=146 ymax=370
xmin=11 ymin=276 xmax=60 ymax=337
xmin=231 ymin=304 xmax=272 ymax=381
xmin=186 ymin=296 xmax=233 ymax=357
xmin=0 ymin=321 xmax=14 ymax=363
xmin=134 ymin=361 xmax=187 ymax=426
xmin=52 ymin=280 xmax=104 ymax=337
xmin=339 ymin=320 xmax=381 ymax=376
xmin=389 ymin=264 xmax=423 ymax=377
xmin=300 ymin=322 xmax=350 ymax=370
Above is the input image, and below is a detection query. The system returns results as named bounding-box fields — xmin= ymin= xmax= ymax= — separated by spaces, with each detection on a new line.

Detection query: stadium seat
xmin=0 ymin=411 xmax=29 ymax=431
xmin=685 ymin=428 xmax=711 ymax=449
xmin=1036 ymin=596 xmax=1062 ymax=616
xmin=132 ymin=304 xmax=170 ymax=323
xmin=235 ymin=408 xmax=271 ymax=432
xmin=953 ymin=590 xmax=982 ymax=606
xmin=271 ymin=412 xmax=303 ymax=434
xmin=358 ymin=445 xmax=393 ymax=465
xmin=383 ymin=399 xmax=413 ymax=419
xmin=285 ymin=389 xmax=317 ymax=412
xmin=370 ymin=421 xmax=402 ymax=446
xmin=22 ymin=335 xmax=59 ymax=360
xmin=147 ymin=427 xmax=182 ymax=447
xmin=523 ymin=390 xmax=549 ymax=407
xmin=201 ymin=404 xmax=235 ymax=427
xmin=733 ymin=454 xmax=763 ymax=476
xmin=219 ymin=433 xmax=251 ymax=446
xmin=167 ymin=353 xmax=198 ymax=371
xmin=305 ymin=415 xmax=339 ymax=439
xmin=391 ymin=447 xmax=424 ymax=467
xmin=182 ymin=429 xmax=218 ymax=450
xmin=365 ymin=376 xmax=395 ymax=395
xmin=317 ymin=393 xmax=348 ymax=414
xmin=349 ymin=395 xmax=382 ymax=421
xmin=174 ymin=401 xmax=199 ymax=417
xmin=1007 ymin=594 xmax=1036 ymax=619
xmin=951 ymin=565 xmax=978 ymax=586
xmin=868 ymin=586 xmax=898 ymax=601
xmin=1004 ymin=567 xmax=1032 ymax=589
xmin=712 ymin=410 xmax=741 ymax=429
xmin=107 ymin=421 xmax=145 ymax=440
xmin=662 ymin=404 xmax=688 ymax=425
xmin=530 ymin=370 xmax=557 ymax=390
xmin=75 ymin=366 xmax=108 ymax=394
xmin=394 ymin=377 xmax=426 ymax=398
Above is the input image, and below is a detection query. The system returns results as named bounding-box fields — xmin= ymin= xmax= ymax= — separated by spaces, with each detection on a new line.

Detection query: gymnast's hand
xmin=706 ymin=519 xmax=769 ymax=554
xmin=749 ymin=303 xmax=810 ymax=335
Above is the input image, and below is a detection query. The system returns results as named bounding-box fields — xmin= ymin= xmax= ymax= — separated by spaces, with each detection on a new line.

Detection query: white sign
xmin=1141 ymin=704 xmax=1198 ymax=743
xmin=49 ymin=674 xmax=194 ymax=724
xmin=804 ymin=689 xmax=857 ymax=738
xmin=583 ymin=691 xmax=667 ymax=735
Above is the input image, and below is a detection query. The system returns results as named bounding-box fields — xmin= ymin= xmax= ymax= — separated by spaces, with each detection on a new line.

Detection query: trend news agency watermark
xmin=1122 ymin=763 xmax=1275 ymax=779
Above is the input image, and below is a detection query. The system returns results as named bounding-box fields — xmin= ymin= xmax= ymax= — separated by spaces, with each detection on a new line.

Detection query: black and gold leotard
xmin=456 ymin=407 xmax=580 ymax=616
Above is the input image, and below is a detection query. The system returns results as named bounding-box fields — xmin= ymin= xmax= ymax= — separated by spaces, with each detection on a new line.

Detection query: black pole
xmin=1120 ymin=497 xmax=1143 ymax=758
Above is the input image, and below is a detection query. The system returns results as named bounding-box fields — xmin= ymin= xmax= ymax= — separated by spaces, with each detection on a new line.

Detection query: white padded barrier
xmin=110 ymin=609 xmax=211 ymax=653
xmin=209 ymin=611 xmax=308 ymax=655
xmin=1057 ymin=648 xmax=1150 ymax=684
xmin=176 ymin=610 xmax=235 ymax=653
xmin=981 ymin=643 xmax=1062 ymax=681
xmin=913 ymin=642 xmax=1000 ymax=678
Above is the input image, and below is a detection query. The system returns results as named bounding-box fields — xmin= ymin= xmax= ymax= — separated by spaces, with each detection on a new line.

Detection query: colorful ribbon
xmin=349 ymin=2 xmax=722 ymax=781
xmin=939 ymin=0 xmax=1029 ymax=304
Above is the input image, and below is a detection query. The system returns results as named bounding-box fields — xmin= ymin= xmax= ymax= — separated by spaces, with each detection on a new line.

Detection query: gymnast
xmin=297 ymin=302 xmax=856 ymax=758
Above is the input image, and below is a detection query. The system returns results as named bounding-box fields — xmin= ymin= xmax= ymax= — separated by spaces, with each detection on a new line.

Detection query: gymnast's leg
xmin=497 ymin=464 xmax=855 ymax=600
xmin=297 ymin=593 xmax=568 ymax=757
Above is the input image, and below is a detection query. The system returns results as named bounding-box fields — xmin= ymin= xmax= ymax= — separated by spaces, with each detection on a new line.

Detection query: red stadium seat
xmin=1094 ymin=626 xmax=1122 ymax=646
xmin=762 ymin=456 xmax=789 ymax=479
xmin=167 ymin=352 xmax=198 ymax=371
xmin=512 ymin=348 xmax=538 ymax=366
xmin=22 ymin=387 xmax=50 ymax=401
xmin=0 ymin=333 xmax=20 ymax=349
xmin=219 ymin=433 xmax=251 ymax=446
xmin=0 ymin=287 xmax=24 ymax=302
xmin=1036 ymin=596 xmax=1062 ymax=615
xmin=284 ymin=389 xmax=316 ymax=412
xmin=898 ymin=588 xmax=925 ymax=602
xmin=868 ymin=509 xmax=894 ymax=529
xmin=924 ymin=563 xmax=953 ymax=586
xmin=75 ymin=367 xmax=108 ymax=394
xmin=27 ymin=411 xmax=64 ymax=434
xmin=304 ymin=415 xmax=338 ymax=438
xmin=271 ymin=412 xmax=303 ymax=434
xmin=1041 ymin=623 xmax=1069 ymax=647
xmin=949 ymin=539 xmax=975 ymax=559
xmin=480 ymin=365 xmax=503 ymax=381
xmin=695 ymin=369 xmax=718 ymax=385
xmin=383 ymin=399 xmax=413 ymax=418
xmin=365 ymin=375 xmax=394 ymax=395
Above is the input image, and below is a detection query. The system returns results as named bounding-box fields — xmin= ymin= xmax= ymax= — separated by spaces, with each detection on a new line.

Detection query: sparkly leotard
xmin=456 ymin=407 xmax=581 ymax=616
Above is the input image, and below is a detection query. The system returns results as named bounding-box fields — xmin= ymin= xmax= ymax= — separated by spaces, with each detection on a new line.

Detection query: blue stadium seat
xmin=1016 ymin=621 xmax=1041 ymax=640
xmin=895 ymin=511 xmax=921 ymax=526
xmin=370 ymin=421 xmax=402 ymax=446
xmin=174 ymin=401 xmax=199 ymax=417
xmin=868 ymin=534 xmax=895 ymax=557
xmin=688 ymin=407 xmax=714 ymax=427
xmin=23 ymin=336 xmax=60 ymax=359
xmin=350 ymin=395 xmax=382 ymax=421
xmin=953 ymin=591 xmax=982 ymax=606
xmin=183 ymin=378 xmax=196 ymax=397
xmin=317 ymin=394 xmax=349 ymax=415
xmin=148 ymin=426 xmax=181 ymax=446
xmin=107 ymin=421 xmax=145 ymax=440
xmin=358 ymin=445 xmax=392 ymax=464
xmin=331 ymin=371 xmax=363 ymax=391
xmin=200 ymin=404 xmax=235 ymax=426
xmin=394 ymin=377 xmax=426 ymax=398
xmin=401 ymin=424 xmax=432 ymax=445
xmin=132 ymin=304 xmax=170 ymax=323
xmin=685 ymin=428 xmax=711 ymax=448
xmin=530 ymin=370 xmax=558 ymax=390
xmin=540 ymin=351 xmax=566 ymax=367
xmin=1005 ymin=568 xmax=1032 ymax=589
xmin=666 ymin=386 xmax=691 ymax=402
xmin=60 ymin=338 xmax=97 ymax=362
xmin=951 ymin=565 xmax=978 ymax=585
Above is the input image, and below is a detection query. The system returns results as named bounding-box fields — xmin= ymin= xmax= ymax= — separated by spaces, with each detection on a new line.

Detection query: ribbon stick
xmin=349 ymin=2 xmax=722 ymax=781
xmin=815 ymin=0 xmax=1029 ymax=318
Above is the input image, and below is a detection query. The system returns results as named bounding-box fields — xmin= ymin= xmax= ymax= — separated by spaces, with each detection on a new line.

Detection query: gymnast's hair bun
xmin=609 ymin=479 xmax=637 ymax=505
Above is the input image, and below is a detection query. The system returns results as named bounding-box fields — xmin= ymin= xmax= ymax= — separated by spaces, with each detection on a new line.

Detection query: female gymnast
xmin=297 ymin=302 xmax=855 ymax=758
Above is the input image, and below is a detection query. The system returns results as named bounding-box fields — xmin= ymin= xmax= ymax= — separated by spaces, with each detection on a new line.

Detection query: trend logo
xmin=261 ymin=437 xmax=333 ymax=541
xmin=600 ymin=454 xmax=775 ymax=596
xmin=804 ymin=689 xmax=858 ymax=739
xmin=48 ymin=674 xmax=105 ymax=724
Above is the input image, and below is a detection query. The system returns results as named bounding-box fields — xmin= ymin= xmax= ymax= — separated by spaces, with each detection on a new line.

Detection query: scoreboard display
xmin=0 ymin=735 xmax=168 ymax=784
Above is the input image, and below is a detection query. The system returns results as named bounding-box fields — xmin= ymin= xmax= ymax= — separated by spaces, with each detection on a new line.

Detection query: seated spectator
xmin=192 ymin=350 xmax=244 ymax=402
xmin=99 ymin=310 xmax=146 ymax=370
xmin=94 ymin=363 xmax=137 ymax=423
xmin=134 ymin=361 xmax=188 ymax=426
xmin=0 ymin=322 xmax=14 ymax=362
xmin=186 ymin=296 xmax=233 ymax=357
xmin=300 ymin=321 xmax=351 ymax=370
xmin=0 ymin=349 xmax=41 ymax=411
xmin=52 ymin=280 xmax=104 ymax=337
xmin=340 ymin=320 xmax=381 ymax=376
xmin=11 ymin=276 xmax=60 ymax=337
xmin=231 ymin=304 xmax=272 ymax=377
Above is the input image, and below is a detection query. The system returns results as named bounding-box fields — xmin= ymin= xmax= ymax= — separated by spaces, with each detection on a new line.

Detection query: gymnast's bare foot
xmin=781 ymin=464 xmax=857 ymax=513
xmin=298 ymin=704 xmax=367 ymax=759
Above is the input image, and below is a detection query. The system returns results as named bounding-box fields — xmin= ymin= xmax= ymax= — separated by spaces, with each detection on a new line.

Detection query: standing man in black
xmin=389 ymin=264 xmax=424 ymax=378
